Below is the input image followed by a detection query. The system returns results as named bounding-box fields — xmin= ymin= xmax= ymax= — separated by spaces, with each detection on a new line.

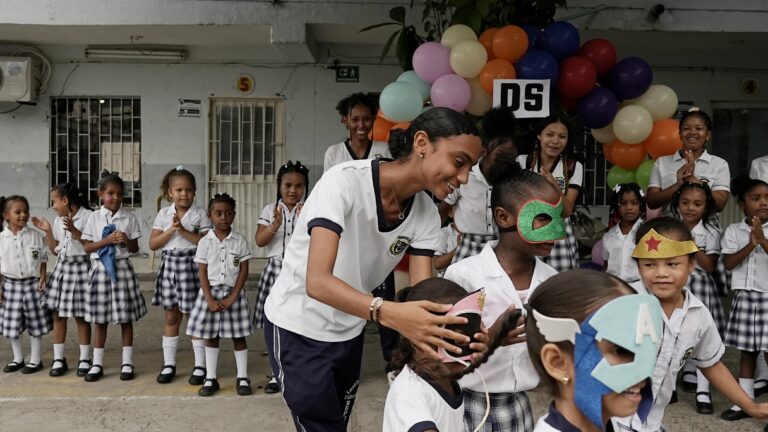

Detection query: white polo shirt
xmin=443 ymin=163 xmax=495 ymax=235
xmin=257 ymin=201 xmax=300 ymax=258
xmin=602 ymin=219 xmax=642 ymax=283
xmin=0 ymin=226 xmax=47 ymax=278
xmin=722 ymin=219 xmax=768 ymax=293
xmin=194 ymin=229 xmax=252 ymax=288
xmin=323 ymin=139 xmax=391 ymax=173
xmin=435 ymin=224 xmax=460 ymax=256
xmin=264 ymin=159 xmax=442 ymax=342
xmin=382 ymin=365 xmax=464 ymax=432
xmin=152 ymin=203 xmax=211 ymax=251
xmin=690 ymin=220 xmax=721 ymax=269
xmin=517 ymin=154 xmax=584 ymax=193
xmin=444 ymin=242 xmax=557 ymax=393
xmin=751 ymin=155 xmax=768 ymax=183
xmin=53 ymin=207 xmax=92 ymax=257
xmin=649 ymin=150 xmax=731 ymax=215
xmin=82 ymin=206 xmax=142 ymax=260
xmin=617 ymin=282 xmax=724 ymax=432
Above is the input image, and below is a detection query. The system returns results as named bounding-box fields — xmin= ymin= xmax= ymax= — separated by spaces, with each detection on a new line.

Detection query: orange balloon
xmin=603 ymin=142 xmax=614 ymax=164
xmin=478 ymin=59 xmax=517 ymax=95
xmin=492 ymin=25 xmax=528 ymax=63
xmin=371 ymin=116 xmax=395 ymax=141
xmin=479 ymin=28 xmax=499 ymax=60
xmin=386 ymin=122 xmax=411 ymax=143
xmin=611 ymin=139 xmax=647 ymax=170
xmin=642 ymin=118 xmax=681 ymax=159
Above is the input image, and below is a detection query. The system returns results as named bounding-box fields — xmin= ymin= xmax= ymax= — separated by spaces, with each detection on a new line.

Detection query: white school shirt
xmin=257 ymin=201 xmax=300 ymax=258
xmin=602 ymin=219 xmax=642 ymax=283
xmin=616 ymin=282 xmax=724 ymax=432
xmin=0 ymin=226 xmax=47 ymax=278
xmin=81 ymin=206 xmax=142 ymax=260
xmin=382 ymin=365 xmax=464 ymax=432
xmin=649 ymin=150 xmax=730 ymax=215
xmin=517 ymin=154 xmax=584 ymax=193
xmin=443 ymin=163 xmax=495 ymax=235
xmin=750 ymin=155 xmax=768 ymax=183
xmin=690 ymin=220 xmax=721 ymax=271
xmin=323 ymin=139 xmax=391 ymax=173
xmin=52 ymin=207 xmax=92 ymax=257
xmin=444 ymin=242 xmax=557 ymax=393
xmin=152 ymin=203 xmax=211 ymax=251
xmin=435 ymin=224 xmax=460 ymax=256
xmin=264 ymin=159 xmax=442 ymax=342
xmin=194 ymin=229 xmax=252 ymax=288
xmin=721 ymin=219 xmax=768 ymax=293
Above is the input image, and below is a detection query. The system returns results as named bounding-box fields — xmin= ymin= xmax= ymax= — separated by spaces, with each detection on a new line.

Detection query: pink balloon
xmin=413 ymin=42 xmax=453 ymax=84
xmin=430 ymin=74 xmax=471 ymax=112
xmin=591 ymin=239 xmax=605 ymax=266
xmin=645 ymin=205 xmax=662 ymax=221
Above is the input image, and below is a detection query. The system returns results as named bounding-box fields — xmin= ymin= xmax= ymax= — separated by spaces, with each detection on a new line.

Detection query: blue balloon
xmin=539 ymin=21 xmax=580 ymax=60
xmin=577 ymin=87 xmax=619 ymax=129
xmin=515 ymin=49 xmax=559 ymax=82
xmin=609 ymin=57 xmax=653 ymax=100
xmin=379 ymin=81 xmax=424 ymax=122
xmin=397 ymin=71 xmax=431 ymax=101
xmin=520 ymin=24 xmax=540 ymax=51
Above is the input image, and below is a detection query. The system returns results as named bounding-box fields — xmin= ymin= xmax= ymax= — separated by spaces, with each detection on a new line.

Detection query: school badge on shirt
xmin=388 ymin=236 xmax=411 ymax=256
xmin=680 ymin=346 xmax=694 ymax=367
xmin=193 ymin=225 xmax=201 ymax=234
xmin=32 ymin=250 xmax=39 ymax=261
xmin=233 ymin=256 xmax=240 ymax=266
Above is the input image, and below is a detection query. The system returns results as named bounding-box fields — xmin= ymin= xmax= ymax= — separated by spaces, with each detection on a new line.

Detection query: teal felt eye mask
xmin=515 ymin=197 xmax=567 ymax=244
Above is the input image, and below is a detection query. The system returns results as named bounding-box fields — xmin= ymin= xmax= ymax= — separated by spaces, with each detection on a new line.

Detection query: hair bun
xmin=387 ymin=127 xmax=410 ymax=160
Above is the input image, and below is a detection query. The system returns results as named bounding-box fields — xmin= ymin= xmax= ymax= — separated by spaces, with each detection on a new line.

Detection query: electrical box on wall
xmin=0 ymin=57 xmax=36 ymax=102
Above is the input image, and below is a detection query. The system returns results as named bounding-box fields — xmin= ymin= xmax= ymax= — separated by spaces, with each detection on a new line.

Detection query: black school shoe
xmin=120 ymin=364 xmax=135 ymax=381
xmin=49 ymin=358 xmax=69 ymax=377
xmin=84 ymin=365 xmax=104 ymax=382
xmin=156 ymin=365 xmax=176 ymax=384
xmin=198 ymin=378 xmax=220 ymax=397
xmin=680 ymin=371 xmax=697 ymax=393
xmin=21 ymin=362 xmax=44 ymax=374
xmin=264 ymin=376 xmax=280 ymax=394
xmin=3 ymin=360 xmax=24 ymax=373
xmin=188 ymin=366 xmax=206 ymax=386
xmin=720 ymin=408 xmax=751 ymax=421
xmin=237 ymin=378 xmax=253 ymax=396
xmin=695 ymin=392 xmax=713 ymax=415
xmin=77 ymin=359 xmax=92 ymax=377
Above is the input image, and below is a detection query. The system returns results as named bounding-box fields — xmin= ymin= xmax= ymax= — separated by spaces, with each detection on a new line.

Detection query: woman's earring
xmin=419 ymin=153 xmax=425 ymax=159
xmin=561 ymin=376 xmax=570 ymax=385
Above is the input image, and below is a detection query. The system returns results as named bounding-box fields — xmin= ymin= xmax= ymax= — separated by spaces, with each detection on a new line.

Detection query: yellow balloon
xmin=441 ymin=24 xmax=478 ymax=49
xmin=450 ymin=41 xmax=488 ymax=79
xmin=466 ymin=78 xmax=492 ymax=116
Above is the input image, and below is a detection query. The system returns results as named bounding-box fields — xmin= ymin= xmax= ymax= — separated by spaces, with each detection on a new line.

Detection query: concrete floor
xmin=0 ymin=259 xmax=766 ymax=431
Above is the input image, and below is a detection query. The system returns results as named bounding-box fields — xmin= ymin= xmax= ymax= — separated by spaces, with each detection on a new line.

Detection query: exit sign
xmin=336 ymin=66 xmax=359 ymax=83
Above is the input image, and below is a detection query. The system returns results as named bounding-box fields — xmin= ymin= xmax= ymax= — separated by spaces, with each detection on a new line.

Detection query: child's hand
xmin=490 ymin=306 xmax=527 ymax=346
xmin=63 ymin=216 xmax=82 ymax=240
xmin=295 ymin=202 xmax=303 ymax=218
xmin=751 ymin=216 xmax=767 ymax=246
xmin=172 ymin=213 xmax=183 ymax=232
xmin=115 ymin=231 xmax=129 ymax=243
xmin=38 ymin=278 xmax=46 ymax=293
xmin=31 ymin=217 xmax=51 ymax=232
xmin=468 ymin=325 xmax=490 ymax=363
xmin=271 ymin=207 xmax=283 ymax=229
xmin=206 ymin=297 xmax=223 ymax=312
xmin=744 ymin=401 xmax=768 ymax=420
xmin=219 ymin=295 xmax=235 ymax=310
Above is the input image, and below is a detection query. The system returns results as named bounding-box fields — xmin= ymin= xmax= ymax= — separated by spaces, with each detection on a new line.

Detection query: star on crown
xmin=645 ymin=236 xmax=661 ymax=252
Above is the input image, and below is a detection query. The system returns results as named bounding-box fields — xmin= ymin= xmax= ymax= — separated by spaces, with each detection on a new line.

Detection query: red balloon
xmin=643 ymin=118 xmax=681 ymax=159
xmin=611 ymin=139 xmax=647 ymax=170
xmin=578 ymin=38 xmax=617 ymax=76
xmin=556 ymin=56 xmax=597 ymax=99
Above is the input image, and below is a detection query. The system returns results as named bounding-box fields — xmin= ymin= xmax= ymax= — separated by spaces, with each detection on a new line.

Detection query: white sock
xmin=79 ymin=344 xmax=92 ymax=361
xmin=730 ymin=378 xmax=754 ymax=411
xmin=30 ymin=336 xmax=41 ymax=364
xmin=10 ymin=338 xmax=23 ymax=363
xmin=192 ymin=339 xmax=206 ymax=373
xmin=696 ymin=370 xmax=711 ymax=402
xmin=53 ymin=343 xmax=65 ymax=360
xmin=268 ymin=376 xmax=277 ymax=384
xmin=162 ymin=336 xmax=178 ymax=373
xmin=234 ymin=349 xmax=248 ymax=378
xmin=205 ymin=346 xmax=219 ymax=381
xmin=756 ymin=354 xmax=768 ymax=383
xmin=682 ymin=361 xmax=697 ymax=382
xmin=90 ymin=347 xmax=104 ymax=374
xmin=121 ymin=346 xmax=133 ymax=373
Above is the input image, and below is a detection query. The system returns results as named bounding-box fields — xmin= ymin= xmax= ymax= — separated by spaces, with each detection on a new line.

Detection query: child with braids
xmin=602 ymin=183 xmax=646 ymax=283
xmin=445 ymin=153 xmax=563 ymax=432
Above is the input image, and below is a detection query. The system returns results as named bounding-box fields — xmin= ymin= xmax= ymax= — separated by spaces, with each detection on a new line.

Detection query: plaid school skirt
xmin=463 ymin=389 xmax=533 ymax=432
xmin=451 ymin=232 xmax=498 ymax=265
xmin=153 ymin=249 xmax=200 ymax=314
xmin=724 ymin=290 xmax=768 ymax=352
xmin=688 ymin=267 xmax=726 ymax=334
xmin=0 ymin=277 xmax=53 ymax=338
xmin=186 ymin=284 xmax=253 ymax=339
xmin=41 ymin=255 xmax=90 ymax=318
xmin=252 ymin=256 xmax=282 ymax=329
xmin=542 ymin=218 xmax=579 ymax=272
xmin=84 ymin=259 xmax=147 ymax=324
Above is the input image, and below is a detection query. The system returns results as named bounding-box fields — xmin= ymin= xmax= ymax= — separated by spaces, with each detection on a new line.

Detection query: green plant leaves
xmin=359 ymin=22 xmax=401 ymax=33
xmin=389 ymin=6 xmax=406 ymax=25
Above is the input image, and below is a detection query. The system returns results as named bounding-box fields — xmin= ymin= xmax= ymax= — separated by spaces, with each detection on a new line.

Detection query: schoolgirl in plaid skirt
xmin=32 ymin=183 xmax=94 ymax=377
xmin=81 ymin=172 xmax=146 ymax=383
xmin=0 ymin=195 xmax=51 ymax=374
xmin=149 ymin=167 xmax=212 ymax=385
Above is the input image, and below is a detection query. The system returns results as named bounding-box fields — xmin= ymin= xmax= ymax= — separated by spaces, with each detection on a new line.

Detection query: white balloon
xmin=441 ymin=24 xmax=478 ymax=49
xmin=635 ymin=84 xmax=679 ymax=121
xmin=450 ymin=41 xmax=488 ymax=79
xmin=591 ymin=124 xmax=616 ymax=144
xmin=466 ymin=78 xmax=492 ymax=116
xmin=612 ymin=105 xmax=653 ymax=145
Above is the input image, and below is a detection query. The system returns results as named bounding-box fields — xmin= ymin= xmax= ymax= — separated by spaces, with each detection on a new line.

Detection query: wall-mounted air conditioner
xmin=0 ymin=57 xmax=36 ymax=102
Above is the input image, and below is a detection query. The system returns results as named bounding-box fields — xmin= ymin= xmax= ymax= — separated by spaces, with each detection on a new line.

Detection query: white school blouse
xmin=323 ymin=140 xmax=391 ymax=173
xmin=264 ymin=159 xmax=442 ymax=342
xmin=516 ymin=154 xmax=584 ymax=193
xmin=602 ymin=219 xmax=642 ymax=283
xmin=649 ymin=150 xmax=730 ymax=215
xmin=194 ymin=229 xmax=252 ymax=288
xmin=721 ymin=219 xmax=768 ymax=293
xmin=152 ymin=203 xmax=211 ymax=251
xmin=443 ymin=163 xmax=495 ymax=235
xmin=444 ymin=242 xmax=557 ymax=393
xmin=750 ymin=155 xmax=768 ymax=183
xmin=382 ymin=365 xmax=464 ymax=432
xmin=53 ymin=207 xmax=92 ymax=257
xmin=81 ymin=206 xmax=142 ymax=260
xmin=435 ymin=224 xmax=460 ymax=256
xmin=257 ymin=201 xmax=300 ymax=258
xmin=0 ymin=226 xmax=47 ymax=278
xmin=690 ymin=220 xmax=721 ymax=271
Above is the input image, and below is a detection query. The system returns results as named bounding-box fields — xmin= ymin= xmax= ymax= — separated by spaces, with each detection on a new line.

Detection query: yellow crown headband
xmin=631 ymin=228 xmax=699 ymax=259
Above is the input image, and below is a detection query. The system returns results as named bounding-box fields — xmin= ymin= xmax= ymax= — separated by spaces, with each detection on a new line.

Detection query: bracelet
xmin=369 ymin=297 xmax=383 ymax=322
xmin=374 ymin=299 xmax=385 ymax=325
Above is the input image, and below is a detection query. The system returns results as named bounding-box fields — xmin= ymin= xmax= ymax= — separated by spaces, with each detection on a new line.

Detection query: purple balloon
xmin=412 ymin=42 xmax=453 ymax=84
xmin=577 ymin=86 xmax=619 ymax=129
xmin=515 ymin=49 xmax=559 ymax=82
xmin=539 ymin=21 xmax=580 ymax=60
xmin=609 ymin=57 xmax=653 ymax=100
xmin=430 ymin=74 xmax=471 ymax=112
xmin=520 ymin=24 xmax=540 ymax=51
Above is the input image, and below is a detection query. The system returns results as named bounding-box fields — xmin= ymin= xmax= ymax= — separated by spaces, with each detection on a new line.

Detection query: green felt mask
xmin=515 ymin=197 xmax=567 ymax=244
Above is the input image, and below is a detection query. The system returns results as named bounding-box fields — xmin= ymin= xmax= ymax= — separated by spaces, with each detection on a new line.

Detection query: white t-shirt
xmin=53 ymin=207 xmax=92 ymax=257
xmin=265 ymin=159 xmax=442 ymax=342
xmin=517 ymin=154 xmax=584 ymax=193
xmin=382 ymin=365 xmax=464 ymax=432
xmin=750 ymin=155 xmax=768 ymax=183
xmin=323 ymin=140 xmax=391 ymax=173
xmin=257 ymin=201 xmax=300 ymax=258
xmin=617 ymin=282 xmax=724 ymax=432
xmin=722 ymin=219 xmax=768 ymax=293
xmin=152 ymin=203 xmax=211 ymax=251
xmin=444 ymin=242 xmax=557 ymax=393
xmin=443 ymin=163 xmax=495 ymax=235
xmin=602 ymin=219 xmax=642 ymax=283
xmin=194 ymin=229 xmax=252 ymax=288
xmin=690 ymin=220 xmax=721 ymax=271
xmin=81 ymin=206 xmax=142 ymax=260
xmin=0 ymin=226 xmax=48 ymax=278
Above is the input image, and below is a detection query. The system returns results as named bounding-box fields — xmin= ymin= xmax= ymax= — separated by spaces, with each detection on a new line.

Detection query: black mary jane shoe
xmin=84 ymin=364 xmax=104 ymax=382
xmin=120 ymin=364 xmax=135 ymax=381
xmin=680 ymin=371 xmax=697 ymax=393
xmin=188 ymin=366 xmax=206 ymax=386
xmin=156 ymin=365 xmax=176 ymax=384
xmin=720 ymin=408 xmax=751 ymax=421
xmin=49 ymin=358 xmax=69 ymax=377
xmin=21 ymin=361 xmax=44 ymax=374
xmin=695 ymin=392 xmax=714 ymax=415
xmin=3 ymin=360 xmax=24 ymax=373
xmin=198 ymin=378 xmax=220 ymax=397
xmin=264 ymin=376 xmax=280 ymax=394
xmin=77 ymin=359 xmax=92 ymax=377
xmin=237 ymin=377 xmax=253 ymax=396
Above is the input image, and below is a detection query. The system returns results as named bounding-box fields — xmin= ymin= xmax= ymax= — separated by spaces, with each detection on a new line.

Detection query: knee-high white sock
xmin=30 ymin=336 xmax=42 ymax=364
xmin=121 ymin=346 xmax=133 ymax=373
xmin=79 ymin=344 xmax=92 ymax=361
xmin=756 ymin=354 xmax=768 ymax=383
xmin=89 ymin=347 xmax=104 ymax=374
xmin=10 ymin=338 xmax=23 ymax=363
xmin=162 ymin=336 xmax=178 ymax=372
xmin=234 ymin=349 xmax=248 ymax=378
xmin=192 ymin=339 xmax=206 ymax=373
xmin=696 ymin=370 xmax=711 ymax=402
xmin=205 ymin=347 xmax=219 ymax=380
xmin=53 ymin=343 xmax=65 ymax=361
xmin=730 ymin=378 xmax=754 ymax=411
xmin=682 ymin=360 xmax=697 ymax=382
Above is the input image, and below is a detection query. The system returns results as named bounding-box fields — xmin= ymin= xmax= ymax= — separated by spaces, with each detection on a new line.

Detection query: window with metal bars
xmin=49 ymin=97 xmax=142 ymax=207
xmin=574 ymin=130 xmax=611 ymax=208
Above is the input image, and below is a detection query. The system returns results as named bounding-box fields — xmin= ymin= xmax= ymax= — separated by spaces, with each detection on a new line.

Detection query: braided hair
xmin=52 ymin=182 xmax=91 ymax=212
xmin=275 ymin=160 xmax=309 ymax=206
xmin=208 ymin=192 xmax=236 ymax=211
xmin=526 ymin=114 xmax=574 ymax=189
xmin=487 ymin=152 xmax=556 ymax=218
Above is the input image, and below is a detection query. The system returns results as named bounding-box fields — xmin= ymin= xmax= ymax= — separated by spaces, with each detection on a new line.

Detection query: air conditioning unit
xmin=0 ymin=57 xmax=36 ymax=102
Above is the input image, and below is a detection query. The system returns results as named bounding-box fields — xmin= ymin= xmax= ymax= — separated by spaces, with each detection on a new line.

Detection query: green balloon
xmin=607 ymin=165 xmax=637 ymax=190
xmin=634 ymin=159 xmax=654 ymax=190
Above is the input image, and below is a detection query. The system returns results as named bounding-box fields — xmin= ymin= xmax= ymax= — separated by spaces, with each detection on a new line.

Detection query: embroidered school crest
xmin=192 ymin=225 xmax=200 ymax=234
xmin=388 ymin=236 xmax=411 ymax=256
xmin=32 ymin=250 xmax=39 ymax=261
xmin=233 ymin=256 xmax=240 ymax=267
xmin=556 ymin=177 xmax=566 ymax=191
xmin=680 ymin=346 xmax=694 ymax=367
